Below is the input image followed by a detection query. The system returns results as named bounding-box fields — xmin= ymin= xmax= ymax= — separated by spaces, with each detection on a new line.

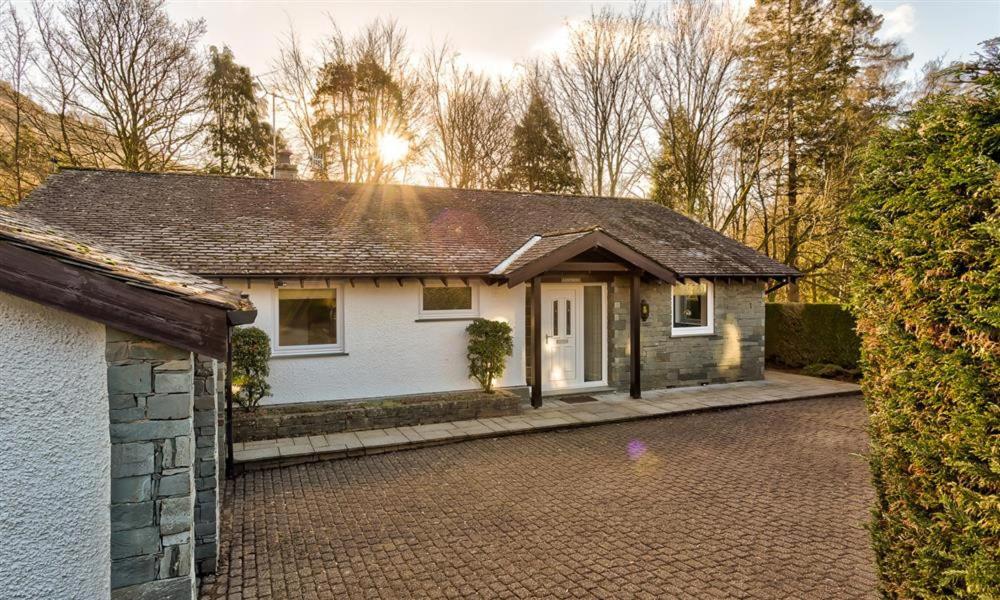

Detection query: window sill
xmin=671 ymin=330 xmax=715 ymax=338
xmin=270 ymin=351 xmax=349 ymax=359
xmin=414 ymin=317 xmax=479 ymax=322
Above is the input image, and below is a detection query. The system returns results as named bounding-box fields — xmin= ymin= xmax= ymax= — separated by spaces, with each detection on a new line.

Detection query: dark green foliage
xmin=205 ymin=46 xmax=274 ymax=176
xmin=800 ymin=362 xmax=859 ymax=381
xmin=765 ymin=303 xmax=860 ymax=369
xmin=848 ymin=62 xmax=1000 ymax=598
xmin=734 ymin=0 xmax=908 ymax=301
xmin=231 ymin=326 xmax=272 ymax=411
xmin=649 ymin=111 xmax=708 ymax=217
xmin=466 ymin=318 xmax=514 ymax=393
xmin=495 ymin=93 xmax=581 ymax=194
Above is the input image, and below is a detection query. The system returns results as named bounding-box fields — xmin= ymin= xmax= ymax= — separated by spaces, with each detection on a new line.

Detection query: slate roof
xmin=0 ymin=206 xmax=252 ymax=311
xmin=18 ymin=168 xmax=798 ymax=279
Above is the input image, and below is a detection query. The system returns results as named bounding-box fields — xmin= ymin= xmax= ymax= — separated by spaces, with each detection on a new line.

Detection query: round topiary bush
xmin=466 ymin=318 xmax=513 ymax=393
xmin=231 ymin=326 xmax=272 ymax=411
xmin=849 ymin=64 xmax=1000 ymax=598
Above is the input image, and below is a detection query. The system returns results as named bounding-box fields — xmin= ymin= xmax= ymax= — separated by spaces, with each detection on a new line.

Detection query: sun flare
xmin=377 ymin=132 xmax=409 ymax=164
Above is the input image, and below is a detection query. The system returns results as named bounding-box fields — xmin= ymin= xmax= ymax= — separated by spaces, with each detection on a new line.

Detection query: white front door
xmin=541 ymin=286 xmax=580 ymax=388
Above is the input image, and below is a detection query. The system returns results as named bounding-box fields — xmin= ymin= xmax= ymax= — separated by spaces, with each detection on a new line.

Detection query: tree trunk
xmin=785 ymin=0 xmax=800 ymax=302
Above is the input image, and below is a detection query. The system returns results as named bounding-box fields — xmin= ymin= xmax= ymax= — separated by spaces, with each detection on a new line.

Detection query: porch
xmin=497 ymin=226 xmax=792 ymax=407
xmin=232 ymin=370 xmax=861 ymax=471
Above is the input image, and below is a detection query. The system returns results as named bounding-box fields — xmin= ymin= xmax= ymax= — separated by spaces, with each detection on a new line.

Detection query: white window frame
xmin=272 ymin=285 xmax=345 ymax=356
xmin=418 ymin=281 xmax=479 ymax=319
xmin=670 ymin=280 xmax=714 ymax=337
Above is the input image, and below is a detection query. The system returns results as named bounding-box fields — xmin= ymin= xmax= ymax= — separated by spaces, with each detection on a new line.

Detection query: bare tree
xmin=549 ymin=5 xmax=649 ymax=197
xmin=26 ymin=0 xmax=105 ymax=169
xmin=422 ymin=44 xmax=513 ymax=189
xmin=0 ymin=3 xmax=35 ymax=203
xmin=310 ymin=17 xmax=419 ymax=183
xmin=53 ymin=0 xmax=207 ymax=171
xmin=644 ymin=0 xmax=743 ymax=228
xmin=271 ymin=24 xmax=321 ymax=176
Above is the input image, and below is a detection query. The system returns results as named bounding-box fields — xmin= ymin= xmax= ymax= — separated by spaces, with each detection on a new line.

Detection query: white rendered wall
xmin=229 ymin=279 xmax=526 ymax=405
xmin=0 ymin=291 xmax=110 ymax=600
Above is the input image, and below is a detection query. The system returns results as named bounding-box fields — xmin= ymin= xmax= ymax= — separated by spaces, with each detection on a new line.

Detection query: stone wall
xmin=106 ymin=329 xmax=197 ymax=600
xmin=233 ymin=389 xmax=524 ymax=442
xmin=193 ymin=355 xmax=220 ymax=575
xmin=216 ymin=363 xmax=227 ymax=482
xmin=609 ymin=279 xmax=765 ymax=390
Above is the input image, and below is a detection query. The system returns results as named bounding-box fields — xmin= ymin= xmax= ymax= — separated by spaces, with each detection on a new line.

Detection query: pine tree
xmin=734 ymin=0 xmax=907 ymax=301
xmin=495 ymin=93 xmax=581 ymax=194
xmin=205 ymin=46 xmax=273 ymax=177
xmin=649 ymin=110 xmax=707 ymax=215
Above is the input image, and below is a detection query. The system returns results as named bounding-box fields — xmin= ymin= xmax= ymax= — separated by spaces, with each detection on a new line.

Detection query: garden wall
xmin=233 ymin=389 xmax=524 ymax=442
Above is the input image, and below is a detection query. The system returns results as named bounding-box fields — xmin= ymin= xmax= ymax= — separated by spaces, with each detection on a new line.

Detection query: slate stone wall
xmin=106 ymin=329 xmax=197 ymax=600
xmin=608 ymin=279 xmax=765 ymax=390
xmin=215 ymin=363 xmax=227 ymax=482
xmin=193 ymin=355 xmax=220 ymax=575
xmin=233 ymin=389 xmax=524 ymax=442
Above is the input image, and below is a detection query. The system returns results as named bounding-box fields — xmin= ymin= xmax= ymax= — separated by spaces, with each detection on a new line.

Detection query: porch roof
xmin=494 ymin=227 xmax=678 ymax=286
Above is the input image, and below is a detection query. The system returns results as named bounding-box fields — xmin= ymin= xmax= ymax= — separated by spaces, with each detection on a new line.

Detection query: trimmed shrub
xmin=800 ymin=363 xmax=860 ymax=381
xmin=231 ymin=326 xmax=272 ymax=411
xmin=848 ymin=69 xmax=1000 ymax=597
xmin=466 ymin=318 xmax=514 ymax=393
xmin=765 ymin=303 xmax=860 ymax=369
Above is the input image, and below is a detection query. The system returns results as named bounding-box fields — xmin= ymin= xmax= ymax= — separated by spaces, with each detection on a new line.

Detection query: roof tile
xmin=18 ymin=168 xmax=797 ymax=279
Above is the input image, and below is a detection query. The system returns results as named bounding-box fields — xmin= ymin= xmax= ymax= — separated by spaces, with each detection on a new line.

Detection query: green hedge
xmin=764 ymin=303 xmax=860 ymax=369
xmin=848 ymin=68 xmax=1000 ymax=597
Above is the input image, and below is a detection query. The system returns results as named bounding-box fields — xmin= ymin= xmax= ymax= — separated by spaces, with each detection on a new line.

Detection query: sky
xmin=165 ymin=0 xmax=1000 ymax=85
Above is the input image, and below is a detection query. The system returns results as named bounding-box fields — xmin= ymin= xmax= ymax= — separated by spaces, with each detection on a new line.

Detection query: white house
xmin=19 ymin=168 xmax=798 ymax=410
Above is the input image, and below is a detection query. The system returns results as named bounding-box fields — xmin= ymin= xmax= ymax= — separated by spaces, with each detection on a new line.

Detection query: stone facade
xmin=609 ymin=279 xmax=765 ymax=390
xmin=106 ymin=329 xmax=202 ymax=600
xmin=525 ymin=279 xmax=765 ymax=393
xmin=193 ymin=355 xmax=222 ymax=576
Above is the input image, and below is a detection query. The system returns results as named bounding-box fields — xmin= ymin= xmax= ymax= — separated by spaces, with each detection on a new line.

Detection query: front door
xmin=541 ymin=286 xmax=580 ymax=388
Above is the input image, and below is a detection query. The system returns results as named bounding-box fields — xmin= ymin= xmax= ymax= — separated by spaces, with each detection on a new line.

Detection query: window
xmin=276 ymin=288 xmax=343 ymax=354
xmin=671 ymin=281 xmax=714 ymax=336
xmin=419 ymin=284 xmax=478 ymax=318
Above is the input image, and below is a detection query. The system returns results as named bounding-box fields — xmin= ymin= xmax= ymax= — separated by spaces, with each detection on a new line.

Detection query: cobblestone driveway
xmin=202 ymin=396 xmax=875 ymax=599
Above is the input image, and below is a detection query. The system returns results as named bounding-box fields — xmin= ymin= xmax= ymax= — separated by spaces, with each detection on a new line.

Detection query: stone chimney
xmin=273 ymin=148 xmax=297 ymax=180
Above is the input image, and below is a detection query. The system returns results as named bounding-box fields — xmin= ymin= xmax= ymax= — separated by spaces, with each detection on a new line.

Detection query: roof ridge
xmin=51 ymin=166 xmax=663 ymax=205
xmin=537 ymin=225 xmax=602 ymax=238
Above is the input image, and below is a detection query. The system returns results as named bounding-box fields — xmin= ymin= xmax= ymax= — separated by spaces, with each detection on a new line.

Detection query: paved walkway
xmin=202 ymin=395 xmax=874 ymax=599
xmin=234 ymin=372 xmax=860 ymax=470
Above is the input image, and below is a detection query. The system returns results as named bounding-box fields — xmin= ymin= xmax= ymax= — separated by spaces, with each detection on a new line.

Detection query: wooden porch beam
xmin=531 ymin=276 xmax=543 ymax=408
xmin=630 ymin=270 xmax=642 ymax=399
xmin=551 ymin=262 xmax=629 ymax=272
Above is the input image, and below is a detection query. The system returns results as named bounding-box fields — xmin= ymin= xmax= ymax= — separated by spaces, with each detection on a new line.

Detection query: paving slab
xmin=233 ymin=371 xmax=860 ymax=468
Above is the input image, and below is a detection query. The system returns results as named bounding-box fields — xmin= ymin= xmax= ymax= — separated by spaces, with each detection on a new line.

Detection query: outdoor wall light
xmin=640 ymin=299 xmax=650 ymax=322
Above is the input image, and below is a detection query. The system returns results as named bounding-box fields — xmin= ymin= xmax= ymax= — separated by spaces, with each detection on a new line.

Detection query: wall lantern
xmin=640 ymin=299 xmax=650 ymax=322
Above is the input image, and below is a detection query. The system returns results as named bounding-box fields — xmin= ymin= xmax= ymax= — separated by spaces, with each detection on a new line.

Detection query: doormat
xmin=558 ymin=395 xmax=600 ymax=404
